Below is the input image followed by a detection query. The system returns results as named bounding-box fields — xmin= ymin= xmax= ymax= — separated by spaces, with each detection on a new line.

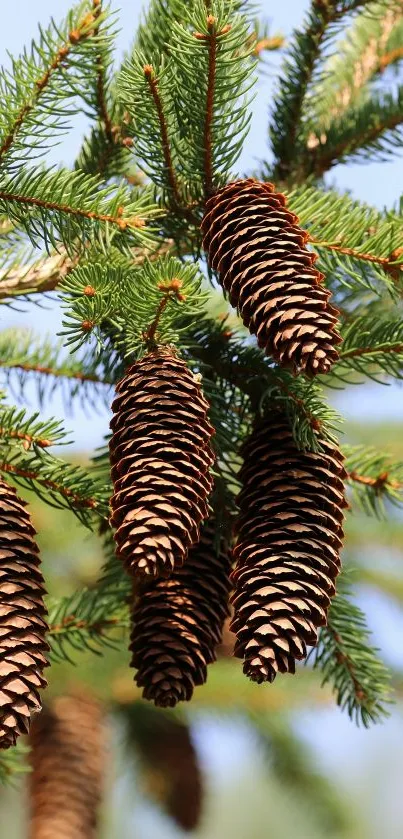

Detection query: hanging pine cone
xmin=28 ymin=693 xmax=105 ymax=839
xmin=0 ymin=478 xmax=48 ymax=749
xmin=130 ymin=519 xmax=231 ymax=707
xmin=231 ymin=412 xmax=347 ymax=683
xmin=201 ymin=179 xmax=341 ymax=376
xmin=126 ymin=703 xmax=203 ymax=832
xmin=109 ymin=348 xmax=215 ymax=578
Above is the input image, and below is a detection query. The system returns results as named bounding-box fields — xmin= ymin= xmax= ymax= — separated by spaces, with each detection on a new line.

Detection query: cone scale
xmin=230 ymin=412 xmax=347 ymax=683
xmin=202 ymin=178 xmax=341 ymax=377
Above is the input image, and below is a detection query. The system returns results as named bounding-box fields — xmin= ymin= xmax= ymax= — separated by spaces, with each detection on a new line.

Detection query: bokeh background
xmin=1 ymin=1 xmax=403 ymax=837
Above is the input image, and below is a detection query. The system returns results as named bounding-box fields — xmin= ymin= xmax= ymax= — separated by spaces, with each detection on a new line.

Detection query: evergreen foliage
xmin=0 ymin=0 xmax=402 ymax=784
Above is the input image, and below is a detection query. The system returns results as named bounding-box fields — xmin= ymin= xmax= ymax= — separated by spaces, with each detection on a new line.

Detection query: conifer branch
xmin=143 ymin=64 xmax=181 ymax=205
xmin=379 ymin=45 xmax=403 ymax=71
xmin=92 ymin=0 xmax=114 ymax=145
xmin=0 ymin=250 xmax=74 ymax=299
xmin=313 ymin=575 xmax=392 ymax=725
xmin=312 ymin=239 xmax=401 ymax=269
xmin=0 ymin=462 xmax=99 ymax=510
xmin=48 ymin=587 xmax=129 ymax=662
xmin=0 ymin=190 xmax=145 ymax=231
xmin=311 ymin=106 xmax=403 ymax=174
xmin=341 ymin=342 xmax=403 ymax=360
xmin=0 ymin=8 xmax=101 ymax=164
xmin=0 ymin=427 xmax=52 ymax=450
xmin=271 ymin=0 xmax=370 ymax=178
xmin=2 ymin=360 xmax=108 ymax=385
xmin=143 ymin=278 xmax=185 ymax=347
xmin=199 ymin=15 xmax=219 ymax=198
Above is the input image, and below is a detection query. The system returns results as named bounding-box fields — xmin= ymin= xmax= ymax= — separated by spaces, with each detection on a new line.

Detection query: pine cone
xmin=0 ymin=478 xmax=48 ymax=749
xmin=109 ymin=348 xmax=215 ymax=578
xmin=231 ymin=412 xmax=347 ymax=683
xmin=28 ymin=694 xmax=105 ymax=839
xmin=130 ymin=519 xmax=231 ymax=707
xmin=126 ymin=702 xmax=203 ymax=832
xmin=201 ymin=179 xmax=341 ymax=376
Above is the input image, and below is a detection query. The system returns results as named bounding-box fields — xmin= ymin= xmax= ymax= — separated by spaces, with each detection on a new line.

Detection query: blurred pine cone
xmin=0 ymin=478 xmax=48 ymax=749
xmin=110 ymin=348 xmax=215 ymax=578
xmin=202 ymin=179 xmax=341 ymax=376
xmin=130 ymin=519 xmax=231 ymax=706
xmin=231 ymin=412 xmax=347 ymax=682
xmin=125 ymin=702 xmax=203 ymax=832
xmin=28 ymin=693 xmax=105 ymax=839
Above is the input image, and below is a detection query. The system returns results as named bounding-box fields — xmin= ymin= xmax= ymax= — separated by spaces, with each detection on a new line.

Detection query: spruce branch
xmin=284 ymin=183 xmax=402 ymax=293
xmin=0 ymin=445 xmax=109 ymax=526
xmin=312 ymin=3 xmax=403 ymax=125
xmin=0 ymin=328 xmax=116 ymax=413
xmin=142 ymin=64 xmax=181 ymax=204
xmin=271 ymin=0 xmax=372 ymax=179
xmin=331 ymin=316 xmax=403 ymax=382
xmin=0 ymin=744 xmax=30 ymax=785
xmin=185 ymin=318 xmax=340 ymax=450
xmin=344 ymin=444 xmax=403 ymax=517
xmin=0 ymin=1 xmax=107 ymax=170
xmin=313 ymin=574 xmax=392 ymax=726
xmin=305 ymin=85 xmax=403 ymax=174
xmin=91 ymin=0 xmax=114 ymax=145
xmin=170 ymin=1 xmax=256 ymax=200
xmin=0 ymin=404 xmax=67 ymax=450
xmin=0 ymin=168 xmax=159 ymax=252
xmin=0 ymin=249 xmax=74 ymax=299
xmin=197 ymin=13 xmax=221 ymax=198
xmin=48 ymin=587 xmax=129 ymax=663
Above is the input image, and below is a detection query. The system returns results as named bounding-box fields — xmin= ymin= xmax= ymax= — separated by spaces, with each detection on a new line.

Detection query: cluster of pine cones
xmin=0 ymin=179 xmax=345 ymax=751
xmin=110 ymin=180 xmax=346 ymax=705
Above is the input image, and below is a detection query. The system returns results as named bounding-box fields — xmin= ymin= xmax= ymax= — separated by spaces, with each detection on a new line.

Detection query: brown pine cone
xmin=231 ymin=412 xmax=347 ymax=683
xmin=126 ymin=703 xmax=203 ymax=832
xmin=28 ymin=693 xmax=105 ymax=839
xmin=0 ymin=478 xmax=49 ymax=749
xmin=109 ymin=348 xmax=215 ymax=578
xmin=130 ymin=519 xmax=231 ymax=707
xmin=201 ymin=179 xmax=341 ymax=376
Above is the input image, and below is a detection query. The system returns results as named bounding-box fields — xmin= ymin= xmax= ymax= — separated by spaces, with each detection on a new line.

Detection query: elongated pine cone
xmin=231 ymin=412 xmax=347 ymax=683
xmin=110 ymin=348 xmax=215 ymax=578
xmin=201 ymin=179 xmax=341 ymax=376
xmin=127 ymin=703 xmax=203 ymax=832
xmin=28 ymin=694 xmax=105 ymax=839
xmin=130 ymin=520 xmax=231 ymax=706
xmin=0 ymin=478 xmax=48 ymax=749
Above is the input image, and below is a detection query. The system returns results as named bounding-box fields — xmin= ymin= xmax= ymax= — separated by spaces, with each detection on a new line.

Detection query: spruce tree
xmin=0 ymin=0 xmax=402 ymax=785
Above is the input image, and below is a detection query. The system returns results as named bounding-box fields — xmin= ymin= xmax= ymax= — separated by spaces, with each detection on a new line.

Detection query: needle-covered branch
xmin=313 ymin=575 xmax=392 ymax=726
xmin=312 ymin=3 xmax=403 ymax=125
xmin=0 ymin=328 xmax=116 ymax=412
xmin=345 ymin=445 xmax=403 ymax=517
xmin=0 ymin=443 xmax=109 ymax=526
xmin=270 ymin=0 xmax=374 ymax=180
xmin=48 ymin=587 xmax=129 ymax=663
xmin=0 ymin=1 xmax=109 ymax=171
xmin=60 ymin=255 xmax=207 ymax=355
xmin=333 ymin=316 xmax=403 ymax=383
xmin=0 ymin=168 xmax=159 ymax=252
